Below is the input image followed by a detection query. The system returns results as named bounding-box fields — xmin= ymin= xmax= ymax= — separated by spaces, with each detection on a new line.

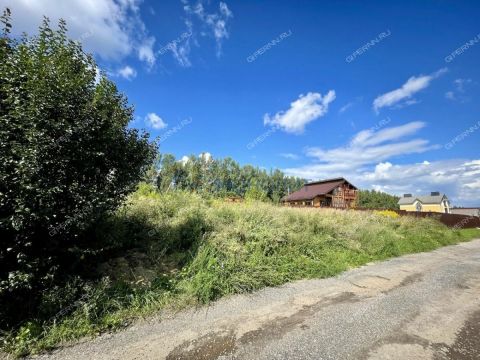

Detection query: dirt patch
xmin=361 ymin=310 xmax=480 ymax=359
xmin=455 ymin=283 xmax=471 ymax=290
xmin=239 ymin=292 xmax=358 ymax=346
xmin=97 ymin=250 xmax=158 ymax=284
xmin=166 ymin=292 xmax=359 ymax=360
xmin=166 ymin=330 xmax=236 ymax=360
xmin=382 ymin=273 xmax=423 ymax=294
xmin=441 ymin=309 xmax=480 ymax=359
xmin=398 ymin=273 xmax=423 ymax=287
xmin=360 ymin=332 xmax=448 ymax=360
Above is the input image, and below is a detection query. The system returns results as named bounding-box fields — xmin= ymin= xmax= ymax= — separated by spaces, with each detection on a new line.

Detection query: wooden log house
xmin=281 ymin=177 xmax=358 ymax=209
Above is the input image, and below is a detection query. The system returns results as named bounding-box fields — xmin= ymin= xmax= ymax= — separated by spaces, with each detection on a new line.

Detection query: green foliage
xmin=0 ymin=10 xmax=156 ymax=329
xmin=153 ymin=153 xmax=304 ymax=202
xmin=358 ymin=189 xmax=400 ymax=209
xmin=3 ymin=189 xmax=479 ymax=356
xmin=244 ymin=185 xmax=268 ymax=202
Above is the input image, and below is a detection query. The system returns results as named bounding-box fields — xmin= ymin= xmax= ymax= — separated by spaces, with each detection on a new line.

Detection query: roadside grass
xmin=3 ymin=186 xmax=479 ymax=357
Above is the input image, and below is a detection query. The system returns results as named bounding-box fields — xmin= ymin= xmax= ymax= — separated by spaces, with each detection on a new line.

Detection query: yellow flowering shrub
xmin=374 ymin=210 xmax=400 ymax=218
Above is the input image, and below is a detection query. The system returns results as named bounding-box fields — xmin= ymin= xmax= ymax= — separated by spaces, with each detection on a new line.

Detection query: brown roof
xmin=283 ymin=177 xmax=356 ymax=202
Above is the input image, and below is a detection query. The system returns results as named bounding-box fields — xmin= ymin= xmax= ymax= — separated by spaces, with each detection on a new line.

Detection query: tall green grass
xmin=3 ymin=185 xmax=479 ymax=356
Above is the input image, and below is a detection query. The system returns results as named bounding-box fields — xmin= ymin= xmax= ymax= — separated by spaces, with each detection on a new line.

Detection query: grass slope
xmin=3 ymin=186 xmax=479 ymax=356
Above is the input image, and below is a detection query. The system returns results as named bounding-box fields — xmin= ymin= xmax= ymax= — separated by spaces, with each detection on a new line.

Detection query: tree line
xmin=146 ymin=153 xmax=305 ymax=202
xmin=146 ymin=154 xmax=401 ymax=209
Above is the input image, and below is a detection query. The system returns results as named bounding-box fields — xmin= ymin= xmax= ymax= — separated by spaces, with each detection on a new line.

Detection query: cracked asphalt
xmin=29 ymin=239 xmax=480 ymax=360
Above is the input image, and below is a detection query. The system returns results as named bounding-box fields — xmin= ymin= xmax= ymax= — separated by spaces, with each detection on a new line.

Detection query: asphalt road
xmin=31 ymin=239 xmax=480 ymax=360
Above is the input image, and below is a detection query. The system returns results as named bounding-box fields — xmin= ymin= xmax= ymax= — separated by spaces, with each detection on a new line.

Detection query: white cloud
xmin=445 ymin=78 xmax=472 ymax=102
xmin=188 ymin=1 xmax=233 ymax=56
xmin=282 ymin=121 xmax=480 ymax=205
xmin=138 ymin=37 xmax=156 ymax=68
xmin=445 ymin=91 xmax=455 ymax=100
xmin=454 ymin=78 xmax=472 ymax=92
xmin=359 ymin=159 xmax=480 ymax=206
xmin=264 ymin=91 xmax=336 ymax=134
xmin=393 ymin=98 xmax=421 ymax=109
xmin=176 ymin=0 xmax=233 ymax=65
xmin=339 ymin=102 xmax=353 ymax=113
xmin=350 ymin=121 xmax=426 ymax=147
xmin=145 ymin=113 xmax=167 ymax=130
xmin=331 ymin=121 xmax=433 ymax=163
xmin=169 ymin=38 xmax=192 ymax=67
xmin=305 ymin=138 xmax=432 ymax=169
xmin=199 ymin=152 xmax=212 ymax=161
xmin=117 ymin=65 xmax=137 ymax=80
xmin=93 ymin=65 xmax=102 ymax=84
xmin=373 ymin=68 xmax=447 ymax=113
xmin=180 ymin=155 xmax=190 ymax=165
xmin=280 ymin=153 xmax=300 ymax=160
xmin=284 ymin=121 xmax=435 ymax=178
xmin=286 ymin=158 xmax=480 ymax=207
xmin=2 ymin=0 xmax=155 ymax=65
xmin=179 ymin=152 xmax=212 ymax=165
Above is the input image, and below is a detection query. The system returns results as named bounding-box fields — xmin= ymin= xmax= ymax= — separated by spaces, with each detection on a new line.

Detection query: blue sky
xmin=3 ymin=0 xmax=480 ymax=205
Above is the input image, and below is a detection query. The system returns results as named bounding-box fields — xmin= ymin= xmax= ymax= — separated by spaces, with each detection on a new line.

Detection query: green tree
xmin=144 ymin=153 xmax=162 ymax=187
xmin=0 ymin=11 xmax=156 ymax=327
xmin=155 ymin=153 xmax=305 ymax=202
xmin=157 ymin=153 xmax=177 ymax=191
xmin=244 ymin=184 xmax=268 ymax=202
xmin=358 ymin=190 xmax=400 ymax=209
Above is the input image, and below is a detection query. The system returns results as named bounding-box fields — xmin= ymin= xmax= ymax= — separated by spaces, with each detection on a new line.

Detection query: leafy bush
xmin=0 ymin=10 xmax=156 ymax=328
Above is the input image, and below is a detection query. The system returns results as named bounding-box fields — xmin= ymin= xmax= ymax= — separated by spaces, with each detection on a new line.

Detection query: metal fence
xmin=356 ymin=208 xmax=480 ymax=229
